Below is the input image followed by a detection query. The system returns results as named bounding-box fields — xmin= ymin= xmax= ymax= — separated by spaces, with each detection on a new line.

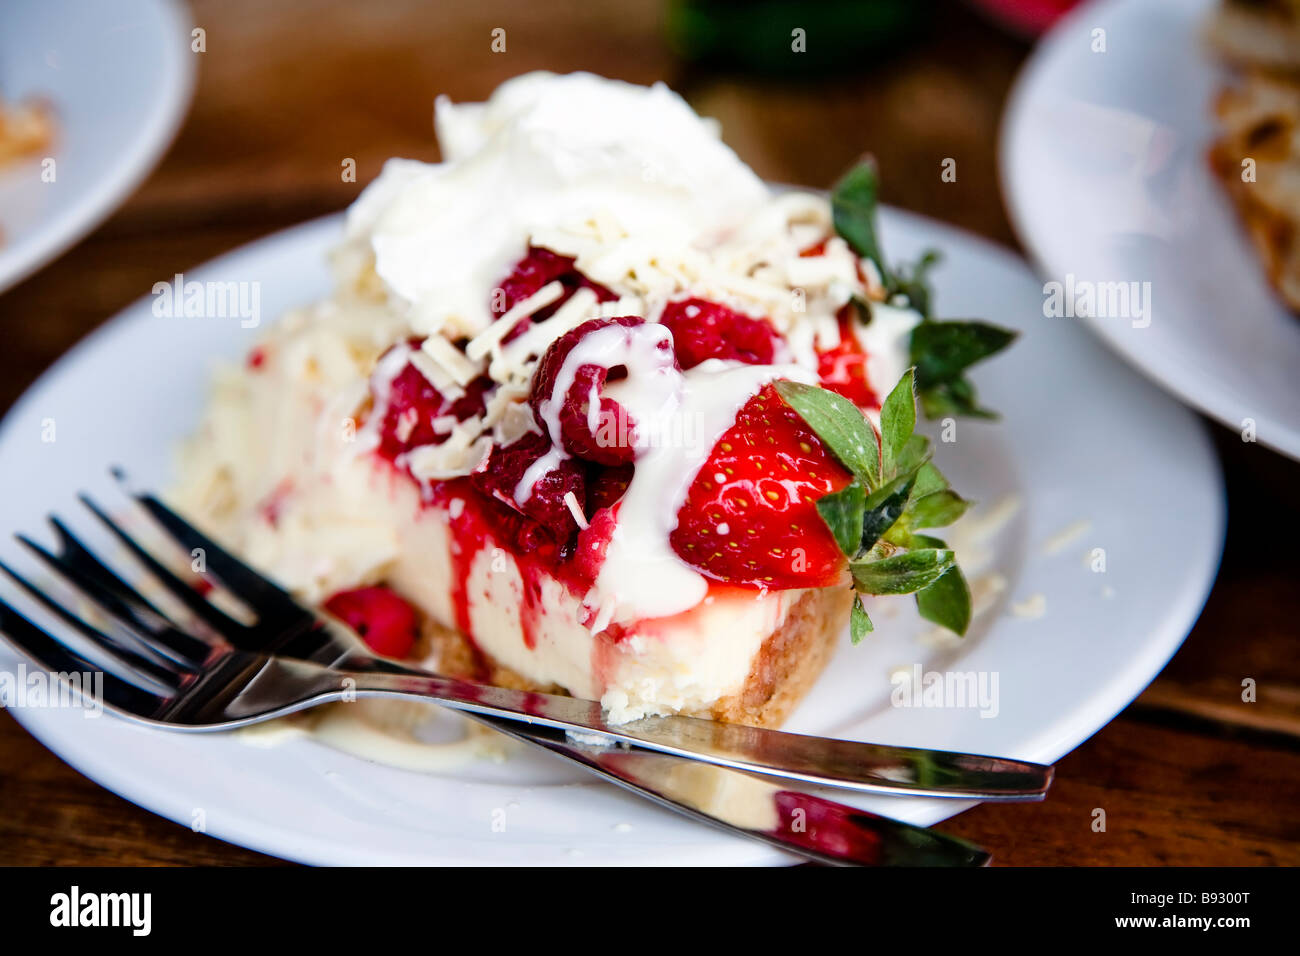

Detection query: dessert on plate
xmin=1208 ymin=0 xmax=1300 ymax=312
xmin=0 ymin=94 xmax=52 ymax=168
xmin=173 ymin=72 xmax=1013 ymax=727
xmin=1208 ymin=0 xmax=1300 ymax=73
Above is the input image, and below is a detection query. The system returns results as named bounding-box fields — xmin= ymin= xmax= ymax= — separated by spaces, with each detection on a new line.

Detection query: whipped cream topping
xmin=347 ymin=72 xmax=769 ymax=338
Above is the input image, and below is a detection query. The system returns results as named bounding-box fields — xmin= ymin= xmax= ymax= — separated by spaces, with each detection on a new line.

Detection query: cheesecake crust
xmin=414 ymin=586 xmax=853 ymax=728
xmin=708 ymin=586 xmax=852 ymax=728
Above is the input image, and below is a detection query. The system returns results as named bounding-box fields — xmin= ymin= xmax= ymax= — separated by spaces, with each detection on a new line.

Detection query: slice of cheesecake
xmin=173 ymin=73 xmax=1011 ymax=726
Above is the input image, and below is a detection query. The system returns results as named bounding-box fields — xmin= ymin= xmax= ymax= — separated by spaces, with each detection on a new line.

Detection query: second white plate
xmin=0 ymin=0 xmax=193 ymax=294
xmin=1001 ymin=0 xmax=1300 ymax=459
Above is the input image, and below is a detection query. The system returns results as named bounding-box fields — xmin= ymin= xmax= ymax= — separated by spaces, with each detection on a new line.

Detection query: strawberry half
xmin=670 ymin=383 xmax=852 ymax=589
xmin=659 ymin=298 xmax=780 ymax=370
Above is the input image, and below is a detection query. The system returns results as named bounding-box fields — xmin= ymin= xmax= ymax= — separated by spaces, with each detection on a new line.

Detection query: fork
xmin=14 ymin=483 xmax=1051 ymax=800
xmin=0 ymin=489 xmax=1022 ymax=865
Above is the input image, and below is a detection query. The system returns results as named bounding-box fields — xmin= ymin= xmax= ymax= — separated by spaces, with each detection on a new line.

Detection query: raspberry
xmin=530 ymin=316 xmax=663 ymax=466
xmin=493 ymin=246 xmax=615 ymax=343
xmin=323 ymin=586 xmax=420 ymax=658
xmin=471 ymin=430 xmax=586 ymax=548
xmin=658 ymin=298 xmax=780 ymax=370
xmin=585 ymin=462 xmax=633 ymax=515
xmin=573 ymin=503 xmax=619 ymax=587
xmin=373 ymin=339 xmax=492 ymax=460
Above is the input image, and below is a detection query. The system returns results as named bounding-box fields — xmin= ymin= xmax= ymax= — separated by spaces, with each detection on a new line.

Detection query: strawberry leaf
xmin=849 ymin=295 xmax=874 ymax=325
xmin=850 ymin=594 xmax=873 ymax=644
xmin=816 ymin=481 xmax=866 ymax=556
xmin=831 ymin=159 xmax=940 ymax=314
xmin=916 ymin=566 xmax=972 ymax=636
xmin=831 ymin=158 xmax=889 ymax=284
xmin=830 ymin=159 xmax=1015 ymax=420
xmin=879 ymin=368 xmax=917 ymax=476
xmin=918 ymin=376 xmax=999 ymax=419
xmin=850 ymin=548 xmax=955 ymax=595
xmin=858 ymin=470 xmax=916 ymax=556
xmin=911 ymin=461 xmax=949 ymax=498
xmin=906 ymin=489 xmax=970 ymax=530
xmin=892 ymin=250 xmax=941 ymax=319
xmin=774 ymin=380 xmax=880 ymax=486
xmin=911 ymin=320 xmax=1017 ymax=387
xmin=910 ymin=320 xmax=1016 ymax=420
xmin=894 ymin=432 xmax=931 ymax=476
xmin=778 ymin=339 xmax=979 ymax=636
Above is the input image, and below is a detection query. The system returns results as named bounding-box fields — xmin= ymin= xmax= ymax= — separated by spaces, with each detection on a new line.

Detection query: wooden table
xmin=1 ymin=0 xmax=1297 ymax=866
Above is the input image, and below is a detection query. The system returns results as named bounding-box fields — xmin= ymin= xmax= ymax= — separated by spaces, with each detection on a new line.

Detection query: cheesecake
xmin=173 ymin=72 xmax=1012 ymax=727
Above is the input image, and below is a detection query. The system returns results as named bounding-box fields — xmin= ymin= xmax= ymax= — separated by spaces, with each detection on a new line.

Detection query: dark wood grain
xmin=1 ymin=0 xmax=1297 ymax=866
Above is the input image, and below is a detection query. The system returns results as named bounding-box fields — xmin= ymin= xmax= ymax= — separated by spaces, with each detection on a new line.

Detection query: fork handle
xmin=316 ymin=658 xmax=1052 ymax=800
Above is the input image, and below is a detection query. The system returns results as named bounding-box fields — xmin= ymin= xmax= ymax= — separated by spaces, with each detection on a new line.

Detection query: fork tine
xmin=0 ymin=596 xmax=171 ymax=716
xmin=10 ymin=540 xmax=200 ymax=674
xmin=32 ymin=520 xmax=214 ymax=666
xmin=77 ymin=493 xmax=253 ymax=641
xmin=114 ymin=474 xmax=302 ymax=617
xmin=0 ymin=559 xmax=186 ymax=690
xmin=49 ymin=517 xmax=153 ymax=611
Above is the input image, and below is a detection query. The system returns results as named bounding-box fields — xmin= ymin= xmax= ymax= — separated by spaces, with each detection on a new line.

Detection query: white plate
xmin=0 ymin=209 xmax=1224 ymax=865
xmin=1001 ymin=0 xmax=1300 ymax=460
xmin=0 ymin=0 xmax=194 ymax=293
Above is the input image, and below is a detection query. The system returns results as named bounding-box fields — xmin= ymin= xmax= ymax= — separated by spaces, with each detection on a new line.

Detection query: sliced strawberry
xmin=323 ymin=585 xmax=419 ymax=658
xmin=670 ymin=383 xmax=852 ymax=589
xmin=816 ymin=305 xmax=879 ymax=410
xmin=530 ymin=316 xmax=658 ymax=466
xmin=470 ymin=430 xmax=586 ymax=547
xmin=493 ymin=246 xmax=616 ymax=342
xmin=374 ymin=340 xmax=492 ymax=460
xmin=658 ymin=298 xmax=780 ymax=370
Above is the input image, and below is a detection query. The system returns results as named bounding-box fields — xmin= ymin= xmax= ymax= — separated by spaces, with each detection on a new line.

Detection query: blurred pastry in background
xmin=0 ymin=95 xmax=53 ymax=167
xmin=1209 ymin=0 xmax=1300 ymax=72
xmin=1208 ymin=1 xmax=1300 ymax=312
